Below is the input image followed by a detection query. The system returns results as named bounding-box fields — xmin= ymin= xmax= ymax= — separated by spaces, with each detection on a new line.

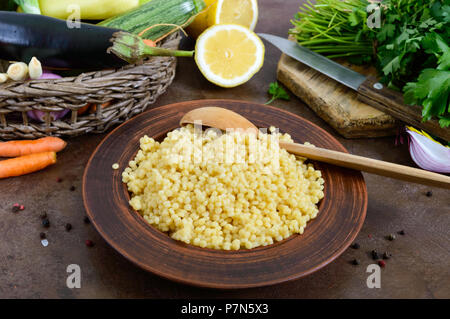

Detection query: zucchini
xmin=99 ymin=0 xmax=206 ymax=41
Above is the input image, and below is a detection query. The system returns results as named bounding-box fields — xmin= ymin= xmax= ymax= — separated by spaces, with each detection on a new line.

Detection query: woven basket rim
xmin=0 ymin=32 xmax=181 ymax=139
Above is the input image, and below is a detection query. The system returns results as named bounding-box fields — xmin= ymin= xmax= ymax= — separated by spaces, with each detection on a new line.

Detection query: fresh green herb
xmin=265 ymin=82 xmax=290 ymax=105
xmin=290 ymin=0 xmax=450 ymax=129
xmin=401 ymin=30 xmax=450 ymax=127
xmin=289 ymin=0 xmax=374 ymax=63
xmin=376 ymin=0 xmax=449 ymax=89
xmin=13 ymin=0 xmax=41 ymax=14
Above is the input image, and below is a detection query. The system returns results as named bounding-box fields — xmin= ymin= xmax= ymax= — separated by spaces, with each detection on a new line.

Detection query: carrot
xmin=89 ymin=101 xmax=111 ymax=113
xmin=77 ymin=103 xmax=92 ymax=115
xmin=0 ymin=152 xmax=57 ymax=179
xmin=0 ymin=137 xmax=66 ymax=157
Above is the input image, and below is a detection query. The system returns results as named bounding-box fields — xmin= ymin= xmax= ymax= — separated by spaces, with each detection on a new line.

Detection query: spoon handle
xmin=279 ymin=142 xmax=450 ymax=189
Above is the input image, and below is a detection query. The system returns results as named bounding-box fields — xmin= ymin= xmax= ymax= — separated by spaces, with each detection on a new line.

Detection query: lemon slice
xmin=195 ymin=24 xmax=265 ymax=88
xmin=187 ymin=0 xmax=259 ymax=38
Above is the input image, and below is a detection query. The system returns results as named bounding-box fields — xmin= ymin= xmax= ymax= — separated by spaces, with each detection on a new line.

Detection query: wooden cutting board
xmin=277 ymin=53 xmax=398 ymax=138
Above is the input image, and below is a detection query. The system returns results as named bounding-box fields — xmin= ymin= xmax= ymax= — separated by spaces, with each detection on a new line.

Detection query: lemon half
xmin=188 ymin=0 xmax=259 ymax=38
xmin=195 ymin=24 xmax=265 ymax=88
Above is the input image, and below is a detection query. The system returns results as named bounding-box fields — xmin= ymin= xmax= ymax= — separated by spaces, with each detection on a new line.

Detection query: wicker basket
xmin=0 ymin=32 xmax=181 ymax=140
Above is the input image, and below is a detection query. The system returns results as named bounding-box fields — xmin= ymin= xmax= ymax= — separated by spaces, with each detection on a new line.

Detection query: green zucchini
xmin=98 ymin=0 xmax=206 ymax=41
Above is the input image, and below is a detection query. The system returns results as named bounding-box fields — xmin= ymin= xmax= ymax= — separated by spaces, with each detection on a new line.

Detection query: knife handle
xmin=357 ymin=76 xmax=450 ymax=142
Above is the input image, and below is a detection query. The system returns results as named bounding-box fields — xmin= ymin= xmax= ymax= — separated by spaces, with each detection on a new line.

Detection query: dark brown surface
xmin=83 ymin=100 xmax=367 ymax=289
xmin=0 ymin=0 xmax=449 ymax=298
xmin=358 ymin=77 xmax=450 ymax=142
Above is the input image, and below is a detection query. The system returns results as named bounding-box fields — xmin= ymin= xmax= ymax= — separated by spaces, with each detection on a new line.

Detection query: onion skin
xmin=407 ymin=129 xmax=450 ymax=174
xmin=27 ymin=71 xmax=70 ymax=122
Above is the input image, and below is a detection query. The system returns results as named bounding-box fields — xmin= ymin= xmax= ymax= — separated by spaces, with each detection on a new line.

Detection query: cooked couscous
xmin=122 ymin=125 xmax=324 ymax=250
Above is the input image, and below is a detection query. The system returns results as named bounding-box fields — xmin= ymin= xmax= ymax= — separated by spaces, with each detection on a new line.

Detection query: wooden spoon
xmin=180 ymin=107 xmax=450 ymax=189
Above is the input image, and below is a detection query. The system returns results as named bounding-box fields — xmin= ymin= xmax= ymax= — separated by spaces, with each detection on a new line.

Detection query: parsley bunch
xmin=290 ymin=0 xmax=450 ymax=129
xmin=377 ymin=0 xmax=449 ymax=127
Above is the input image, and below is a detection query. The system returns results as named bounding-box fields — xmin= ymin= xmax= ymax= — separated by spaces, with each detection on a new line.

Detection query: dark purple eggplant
xmin=0 ymin=11 xmax=126 ymax=69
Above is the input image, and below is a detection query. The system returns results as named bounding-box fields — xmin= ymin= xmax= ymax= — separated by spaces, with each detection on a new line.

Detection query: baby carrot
xmin=0 ymin=137 xmax=66 ymax=157
xmin=0 ymin=152 xmax=57 ymax=179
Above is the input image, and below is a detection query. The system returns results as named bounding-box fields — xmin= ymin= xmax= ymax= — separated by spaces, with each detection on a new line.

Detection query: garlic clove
xmin=0 ymin=73 xmax=8 ymax=83
xmin=7 ymin=62 xmax=28 ymax=81
xmin=28 ymin=57 xmax=43 ymax=79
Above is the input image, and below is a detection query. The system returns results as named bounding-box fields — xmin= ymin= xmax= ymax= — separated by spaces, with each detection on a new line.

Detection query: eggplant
xmin=0 ymin=11 xmax=126 ymax=69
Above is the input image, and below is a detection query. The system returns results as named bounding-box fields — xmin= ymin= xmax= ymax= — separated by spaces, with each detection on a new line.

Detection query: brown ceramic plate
xmin=82 ymin=100 xmax=367 ymax=289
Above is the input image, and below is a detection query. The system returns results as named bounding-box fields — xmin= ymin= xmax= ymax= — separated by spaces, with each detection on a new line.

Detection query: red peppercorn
xmin=85 ymin=240 xmax=94 ymax=247
xmin=378 ymin=260 xmax=386 ymax=268
xmin=57 ymin=177 xmax=63 ymax=183
xmin=19 ymin=205 xmax=24 ymax=211
xmin=368 ymin=234 xmax=372 ymax=238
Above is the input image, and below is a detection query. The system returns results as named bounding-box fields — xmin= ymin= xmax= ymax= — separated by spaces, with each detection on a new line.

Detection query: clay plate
xmin=82 ymin=99 xmax=367 ymax=289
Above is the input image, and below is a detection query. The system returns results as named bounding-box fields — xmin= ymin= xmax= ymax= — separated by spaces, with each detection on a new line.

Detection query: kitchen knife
xmin=258 ymin=33 xmax=449 ymax=142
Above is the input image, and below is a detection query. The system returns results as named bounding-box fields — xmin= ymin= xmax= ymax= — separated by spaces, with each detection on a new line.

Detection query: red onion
xmin=406 ymin=128 xmax=450 ymax=173
xmin=27 ymin=71 xmax=69 ymax=122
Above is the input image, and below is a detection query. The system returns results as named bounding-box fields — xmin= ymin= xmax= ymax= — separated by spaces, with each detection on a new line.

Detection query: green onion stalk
xmin=289 ymin=0 xmax=375 ymax=63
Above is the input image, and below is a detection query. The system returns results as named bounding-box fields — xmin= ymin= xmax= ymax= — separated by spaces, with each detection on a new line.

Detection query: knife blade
xmin=258 ymin=33 xmax=366 ymax=90
xmin=258 ymin=33 xmax=450 ymax=142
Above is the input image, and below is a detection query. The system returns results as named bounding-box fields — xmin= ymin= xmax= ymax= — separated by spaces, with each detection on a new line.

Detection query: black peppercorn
xmin=83 ymin=216 xmax=90 ymax=224
xmin=351 ymin=259 xmax=360 ymax=265
xmin=70 ymin=186 xmax=76 ymax=192
xmin=351 ymin=243 xmax=360 ymax=249
xmin=65 ymin=223 xmax=72 ymax=231
xmin=42 ymin=218 xmax=50 ymax=228
xmin=39 ymin=232 xmax=46 ymax=239
xmin=426 ymin=191 xmax=432 ymax=197
xmin=371 ymin=250 xmax=380 ymax=260
xmin=398 ymin=230 xmax=405 ymax=235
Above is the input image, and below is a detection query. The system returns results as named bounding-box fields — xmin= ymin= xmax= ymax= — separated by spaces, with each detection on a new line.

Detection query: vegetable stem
xmin=108 ymin=31 xmax=194 ymax=64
